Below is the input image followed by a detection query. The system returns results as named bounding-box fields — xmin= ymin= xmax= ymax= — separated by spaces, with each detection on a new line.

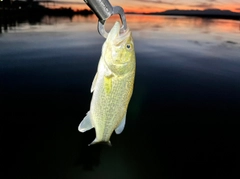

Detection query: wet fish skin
xmin=78 ymin=21 xmax=136 ymax=145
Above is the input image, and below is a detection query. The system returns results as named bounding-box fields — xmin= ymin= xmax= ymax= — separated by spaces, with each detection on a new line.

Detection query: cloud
xmin=189 ymin=3 xmax=215 ymax=9
xmin=189 ymin=0 xmax=219 ymax=9
xmin=235 ymin=8 xmax=240 ymax=10
xmin=134 ymin=0 xmax=177 ymax=5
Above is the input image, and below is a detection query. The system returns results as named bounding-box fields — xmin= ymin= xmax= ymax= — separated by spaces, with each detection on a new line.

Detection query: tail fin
xmin=88 ymin=138 xmax=112 ymax=147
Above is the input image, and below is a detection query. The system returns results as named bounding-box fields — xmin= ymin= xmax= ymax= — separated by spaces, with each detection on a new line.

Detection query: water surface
xmin=1 ymin=15 xmax=239 ymax=179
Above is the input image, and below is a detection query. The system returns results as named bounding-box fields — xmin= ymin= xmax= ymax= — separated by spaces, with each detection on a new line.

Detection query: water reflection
xmin=1 ymin=14 xmax=239 ymax=34
xmin=0 ymin=13 xmax=44 ymax=34
xmin=0 ymin=13 xmax=94 ymax=34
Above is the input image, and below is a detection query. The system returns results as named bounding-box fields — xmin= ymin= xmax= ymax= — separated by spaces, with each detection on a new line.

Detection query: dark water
xmin=1 ymin=15 xmax=240 ymax=178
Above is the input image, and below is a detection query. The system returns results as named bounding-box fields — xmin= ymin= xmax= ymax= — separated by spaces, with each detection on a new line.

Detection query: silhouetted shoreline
xmin=1 ymin=1 xmax=239 ymax=21
xmin=0 ymin=1 xmax=93 ymax=33
xmin=0 ymin=8 xmax=93 ymax=18
xmin=128 ymin=9 xmax=240 ymax=21
xmin=0 ymin=0 xmax=93 ymax=17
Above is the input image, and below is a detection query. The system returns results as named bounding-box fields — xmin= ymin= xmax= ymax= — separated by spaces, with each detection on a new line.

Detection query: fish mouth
xmin=118 ymin=28 xmax=131 ymax=44
xmin=107 ymin=21 xmax=131 ymax=45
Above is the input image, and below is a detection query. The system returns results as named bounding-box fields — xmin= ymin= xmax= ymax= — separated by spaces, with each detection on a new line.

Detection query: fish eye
xmin=126 ymin=44 xmax=131 ymax=50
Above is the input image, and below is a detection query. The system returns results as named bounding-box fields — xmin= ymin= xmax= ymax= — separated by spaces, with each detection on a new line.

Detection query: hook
xmin=84 ymin=0 xmax=127 ymax=38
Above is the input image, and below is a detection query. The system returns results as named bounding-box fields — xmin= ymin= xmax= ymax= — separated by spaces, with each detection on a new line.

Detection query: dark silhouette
xmin=140 ymin=9 xmax=240 ymax=20
xmin=0 ymin=0 xmax=93 ymax=16
xmin=0 ymin=0 xmax=93 ymax=33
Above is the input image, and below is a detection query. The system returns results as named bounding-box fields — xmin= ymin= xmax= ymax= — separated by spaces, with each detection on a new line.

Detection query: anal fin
xmin=78 ymin=111 xmax=93 ymax=132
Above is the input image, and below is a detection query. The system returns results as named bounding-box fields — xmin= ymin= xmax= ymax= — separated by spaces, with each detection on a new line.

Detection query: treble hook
xmin=83 ymin=0 xmax=127 ymax=38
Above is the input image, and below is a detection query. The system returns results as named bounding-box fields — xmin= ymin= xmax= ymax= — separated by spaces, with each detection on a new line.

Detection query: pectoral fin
xmin=78 ymin=111 xmax=94 ymax=132
xmin=115 ymin=114 xmax=126 ymax=134
xmin=91 ymin=73 xmax=98 ymax=93
xmin=104 ymin=63 xmax=113 ymax=77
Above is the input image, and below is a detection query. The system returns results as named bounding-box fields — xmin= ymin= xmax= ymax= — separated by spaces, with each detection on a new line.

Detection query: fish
xmin=78 ymin=21 xmax=136 ymax=146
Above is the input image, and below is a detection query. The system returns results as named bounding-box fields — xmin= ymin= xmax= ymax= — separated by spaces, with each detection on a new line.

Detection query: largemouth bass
xmin=78 ymin=21 xmax=136 ymax=145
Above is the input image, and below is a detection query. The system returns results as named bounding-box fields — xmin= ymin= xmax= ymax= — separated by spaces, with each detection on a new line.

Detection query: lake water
xmin=1 ymin=15 xmax=239 ymax=178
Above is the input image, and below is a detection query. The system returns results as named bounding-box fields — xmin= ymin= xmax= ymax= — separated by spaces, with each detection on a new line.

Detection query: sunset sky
xmin=48 ymin=0 xmax=240 ymax=13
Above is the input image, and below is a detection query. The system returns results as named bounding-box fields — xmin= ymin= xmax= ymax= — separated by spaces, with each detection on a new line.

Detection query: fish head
xmin=102 ymin=21 xmax=136 ymax=75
